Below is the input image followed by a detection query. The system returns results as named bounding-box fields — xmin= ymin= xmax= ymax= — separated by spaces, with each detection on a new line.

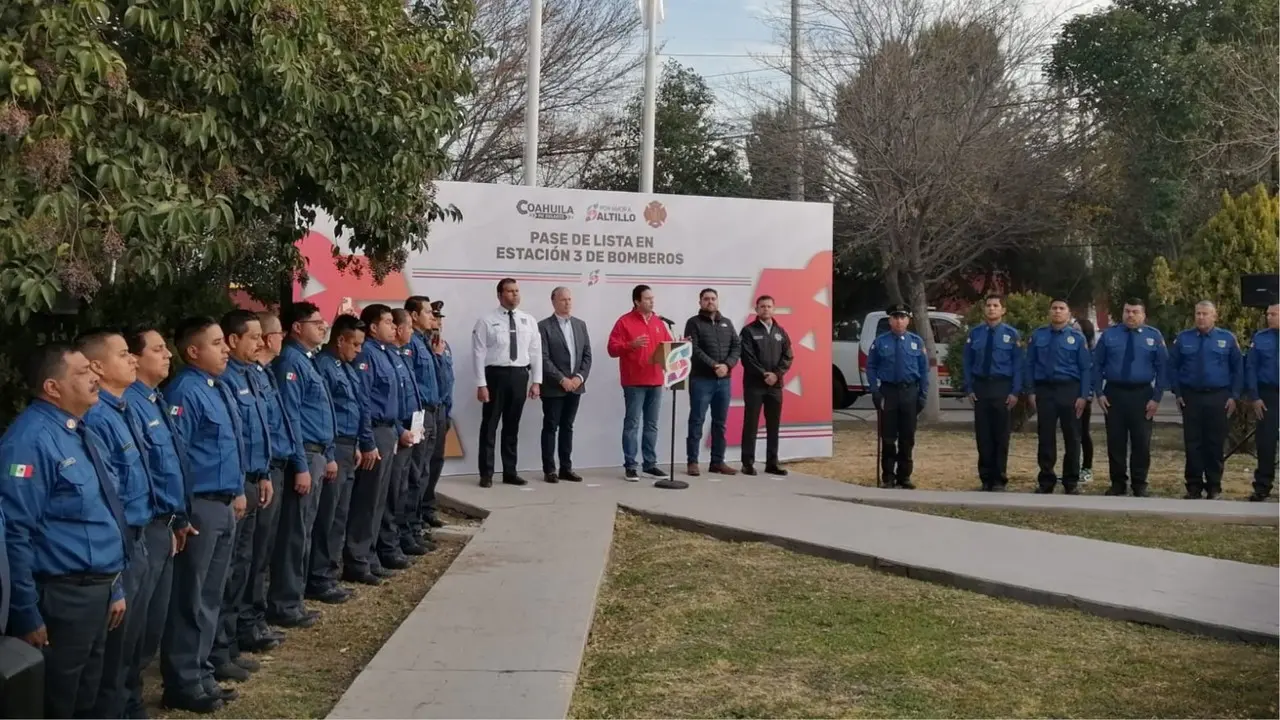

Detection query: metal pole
xmin=639 ymin=0 xmax=658 ymax=193
xmin=789 ymin=0 xmax=804 ymax=201
xmin=523 ymin=0 xmax=543 ymax=186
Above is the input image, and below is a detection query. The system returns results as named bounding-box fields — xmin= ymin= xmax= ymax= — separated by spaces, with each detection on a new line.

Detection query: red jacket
xmin=607 ymin=309 xmax=673 ymax=387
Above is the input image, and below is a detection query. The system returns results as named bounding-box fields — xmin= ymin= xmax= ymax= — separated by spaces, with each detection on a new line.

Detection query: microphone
xmin=659 ymin=315 xmax=676 ymax=327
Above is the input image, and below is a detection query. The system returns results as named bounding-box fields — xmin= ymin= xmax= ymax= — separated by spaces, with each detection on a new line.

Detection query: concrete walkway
xmin=330 ymin=468 xmax=1279 ymax=719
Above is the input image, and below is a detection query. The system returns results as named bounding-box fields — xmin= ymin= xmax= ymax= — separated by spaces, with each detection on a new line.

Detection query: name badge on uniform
xmin=59 ymin=457 xmax=76 ymax=469
xmin=1067 ymin=336 xmax=1076 ymax=345
xmin=148 ymin=419 xmax=161 ymax=428
xmin=1217 ymin=339 xmax=1226 ymax=348
xmin=238 ymin=388 xmax=250 ymax=396
xmin=122 ymin=442 xmax=135 ymax=452
xmin=754 ymin=334 xmax=765 ymax=340
xmin=721 ymin=322 xmax=728 ymax=328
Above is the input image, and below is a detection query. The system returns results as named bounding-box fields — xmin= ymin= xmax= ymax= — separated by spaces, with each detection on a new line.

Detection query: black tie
xmin=119 ymin=401 xmax=159 ymax=512
xmin=507 ymin=310 xmax=518 ymax=362
xmin=215 ymin=377 xmax=247 ymax=469
xmin=156 ymin=389 xmax=195 ymax=514
xmin=265 ymin=371 xmax=301 ymax=450
xmin=1196 ymin=333 xmax=1209 ymax=388
xmin=1121 ymin=329 xmax=1137 ymax=383
xmin=78 ymin=423 xmax=130 ymax=559
xmin=982 ymin=326 xmax=996 ymax=378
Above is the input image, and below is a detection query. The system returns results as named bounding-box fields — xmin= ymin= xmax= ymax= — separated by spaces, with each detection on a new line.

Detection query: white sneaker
xmin=1081 ymin=468 xmax=1093 ymax=484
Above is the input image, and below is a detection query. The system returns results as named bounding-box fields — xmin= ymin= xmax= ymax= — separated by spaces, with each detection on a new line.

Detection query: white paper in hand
xmin=410 ymin=410 xmax=426 ymax=445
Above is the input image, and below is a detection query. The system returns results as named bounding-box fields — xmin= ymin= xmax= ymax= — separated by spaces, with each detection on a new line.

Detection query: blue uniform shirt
xmin=1170 ymin=327 xmax=1244 ymax=398
xmin=316 ymin=349 xmax=374 ymax=452
xmin=1093 ymin=324 xmax=1168 ymax=402
xmin=1245 ymin=328 xmax=1279 ymax=396
xmin=396 ymin=345 xmax=423 ymax=422
xmin=962 ymin=322 xmax=1023 ymax=395
xmin=124 ymin=381 xmax=191 ymax=521
xmin=84 ymin=388 xmax=157 ymax=528
xmin=0 ymin=400 xmax=128 ymax=636
xmin=251 ymin=362 xmax=306 ymax=472
xmin=165 ymin=366 xmax=245 ymax=496
xmin=435 ymin=339 xmax=455 ymax=418
xmin=407 ymin=332 xmax=440 ymax=407
xmin=275 ymin=341 xmax=337 ymax=462
xmin=223 ymin=358 xmax=273 ymax=477
xmin=356 ymin=339 xmax=405 ymax=433
xmin=866 ymin=330 xmax=930 ymax=402
xmin=1026 ymin=325 xmax=1092 ymax=398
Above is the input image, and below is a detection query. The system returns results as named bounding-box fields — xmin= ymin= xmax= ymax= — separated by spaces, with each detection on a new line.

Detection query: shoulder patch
xmin=170 ymin=406 xmax=183 ymax=417
xmin=7 ymin=464 xmax=33 ymax=478
xmin=286 ymin=372 xmax=297 ymax=381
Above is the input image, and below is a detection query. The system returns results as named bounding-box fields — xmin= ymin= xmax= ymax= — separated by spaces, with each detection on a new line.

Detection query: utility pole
xmin=639 ymin=0 xmax=659 ymax=193
xmin=789 ymin=0 xmax=804 ymax=201
xmin=523 ymin=0 xmax=543 ymax=186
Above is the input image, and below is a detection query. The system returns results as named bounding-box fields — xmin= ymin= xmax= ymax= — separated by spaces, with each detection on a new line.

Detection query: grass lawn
xmin=149 ymin=526 xmax=469 ymax=719
xmin=571 ymin=514 xmax=1279 ymax=719
xmin=905 ymin=506 xmax=1279 ymax=566
xmin=792 ymin=423 xmax=1261 ymax=500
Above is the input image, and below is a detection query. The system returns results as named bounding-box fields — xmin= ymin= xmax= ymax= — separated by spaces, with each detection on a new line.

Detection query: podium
xmin=650 ymin=340 xmax=692 ymax=489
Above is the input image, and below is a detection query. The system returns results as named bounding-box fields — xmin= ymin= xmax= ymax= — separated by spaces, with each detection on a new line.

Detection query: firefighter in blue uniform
xmin=1092 ymin=299 xmax=1167 ymax=498
xmin=867 ymin=303 xmax=929 ymax=489
xmin=1244 ymin=304 xmax=1279 ymax=502
xmin=1026 ymin=298 xmax=1092 ymax=494
xmin=422 ymin=300 xmax=454 ymax=531
xmin=962 ymin=294 xmax=1023 ymax=492
xmin=1170 ymin=300 xmax=1243 ymax=500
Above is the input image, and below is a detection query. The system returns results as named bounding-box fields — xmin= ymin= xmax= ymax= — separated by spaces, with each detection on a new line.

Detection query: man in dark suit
xmin=539 ymin=287 xmax=592 ymax=483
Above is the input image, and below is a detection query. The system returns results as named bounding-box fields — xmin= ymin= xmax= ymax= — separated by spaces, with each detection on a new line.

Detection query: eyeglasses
xmin=298 ymin=319 xmax=328 ymax=329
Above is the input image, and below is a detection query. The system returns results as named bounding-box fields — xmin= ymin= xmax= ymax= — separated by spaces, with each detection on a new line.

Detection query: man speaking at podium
xmin=607 ymin=284 xmax=673 ymax=482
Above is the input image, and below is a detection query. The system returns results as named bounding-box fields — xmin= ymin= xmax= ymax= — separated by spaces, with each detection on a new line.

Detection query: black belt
xmin=195 ymin=492 xmax=235 ymax=505
xmin=973 ymin=375 xmax=1012 ymax=383
xmin=1108 ymin=381 xmax=1152 ymax=390
xmin=485 ymin=365 xmax=529 ymax=371
xmin=1184 ymin=387 xmax=1228 ymax=394
xmin=372 ymin=420 xmax=396 ymax=428
xmin=304 ymin=442 xmax=327 ymax=454
xmin=879 ymin=381 xmax=919 ymax=388
xmin=335 ymin=435 xmax=357 ymax=444
xmin=35 ymin=572 xmax=118 ymax=586
xmin=421 ymin=403 xmax=439 ymax=412
xmin=270 ymin=457 xmax=288 ymax=470
xmin=1036 ymin=379 xmax=1078 ymax=386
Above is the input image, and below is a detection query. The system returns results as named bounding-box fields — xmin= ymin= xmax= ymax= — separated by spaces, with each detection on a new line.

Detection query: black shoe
xmin=380 ymin=554 xmax=411 ymax=570
xmin=306 ymin=585 xmax=352 ymax=604
xmin=1034 ymin=485 xmax=1053 ymax=494
xmin=425 ymin=514 xmax=446 ymax=528
xmin=502 ymin=475 xmax=527 ymax=486
xmin=623 ymin=468 xmax=639 ymax=482
xmin=979 ymin=484 xmax=992 ymax=492
xmin=269 ymin=610 xmax=320 ymax=629
xmin=371 ymin=565 xmax=396 ymax=578
xmin=254 ymin=622 xmax=286 ymax=643
xmin=991 ymin=484 xmax=1007 ymax=492
xmin=1104 ymin=487 xmax=1126 ymax=496
xmin=343 ymin=570 xmax=382 ymax=586
xmin=401 ymin=539 xmax=429 ymax=556
xmin=543 ymin=472 xmax=559 ymax=484
xmin=214 ymin=662 xmax=251 ymax=683
xmin=559 ymin=470 xmax=583 ymax=482
xmin=238 ymin=632 xmax=281 ymax=654
xmin=897 ymin=480 xmax=916 ymax=490
xmin=643 ymin=466 xmax=668 ymax=478
xmin=232 ymin=655 xmax=261 ymax=672
xmin=740 ymin=464 xmax=758 ymax=476
xmin=162 ymin=692 xmax=223 ymax=714
xmin=1249 ymin=492 xmax=1270 ymax=502
xmin=1064 ymin=485 xmax=1080 ymax=495
xmin=201 ymin=681 xmax=239 ymax=702
xmin=479 ymin=476 xmax=493 ymax=488
xmin=1206 ymin=488 xmax=1222 ymax=500
xmin=1132 ymin=486 xmax=1150 ymax=498
xmin=765 ymin=465 xmax=788 ymax=476
xmin=1183 ymin=490 xmax=1202 ymax=500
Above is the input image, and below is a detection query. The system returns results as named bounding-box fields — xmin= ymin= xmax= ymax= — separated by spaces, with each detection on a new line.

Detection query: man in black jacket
xmin=683 ymin=288 xmax=741 ymax=476
xmin=739 ymin=295 xmax=793 ymax=476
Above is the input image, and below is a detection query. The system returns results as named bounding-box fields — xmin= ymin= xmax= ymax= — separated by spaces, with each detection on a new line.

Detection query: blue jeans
xmin=622 ymin=386 xmax=663 ymax=470
xmin=687 ymin=376 xmax=731 ymax=464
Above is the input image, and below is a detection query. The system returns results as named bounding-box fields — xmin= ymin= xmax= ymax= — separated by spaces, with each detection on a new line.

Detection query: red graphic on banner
xmin=724 ymin=251 xmax=833 ymax=446
xmin=294 ymin=232 xmax=410 ymax=321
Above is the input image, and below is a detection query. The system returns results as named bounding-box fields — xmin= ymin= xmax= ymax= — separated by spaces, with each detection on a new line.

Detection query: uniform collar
xmin=98 ymin=386 xmax=127 ymax=410
xmin=185 ymin=365 xmax=219 ymax=385
xmin=128 ymin=379 xmax=159 ymax=402
xmin=31 ymin=398 xmax=83 ymax=432
xmin=229 ymin=357 xmax=255 ymax=373
xmin=286 ymin=338 xmax=316 ymax=358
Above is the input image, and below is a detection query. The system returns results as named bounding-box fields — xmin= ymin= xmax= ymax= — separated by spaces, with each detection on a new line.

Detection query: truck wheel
xmin=832 ymin=368 xmax=854 ymax=409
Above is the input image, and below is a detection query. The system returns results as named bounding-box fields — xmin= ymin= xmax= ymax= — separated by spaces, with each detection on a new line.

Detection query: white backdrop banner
xmin=298 ymin=182 xmax=833 ymax=476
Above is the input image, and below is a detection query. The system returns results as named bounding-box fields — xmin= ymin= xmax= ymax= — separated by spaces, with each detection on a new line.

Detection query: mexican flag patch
xmin=286 ymin=372 xmax=297 ymax=381
xmin=169 ymin=406 xmax=183 ymax=417
xmin=8 ymin=464 xmax=33 ymax=478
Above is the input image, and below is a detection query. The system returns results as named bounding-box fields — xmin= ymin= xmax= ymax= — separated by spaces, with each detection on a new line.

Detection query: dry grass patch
xmin=907 ymin=506 xmax=1278 ymax=566
xmin=571 ymin=513 xmax=1279 ymax=719
xmin=793 ymin=424 xmax=1259 ymax=499
xmin=149 ymin=533 xmax=468 ymax=719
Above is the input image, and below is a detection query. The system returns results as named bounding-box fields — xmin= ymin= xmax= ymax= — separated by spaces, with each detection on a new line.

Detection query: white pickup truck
xmin=831 ymin=309 xmax=966 ymax=408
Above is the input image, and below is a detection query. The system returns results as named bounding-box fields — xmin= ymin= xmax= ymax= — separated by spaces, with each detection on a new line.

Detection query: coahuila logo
xmin=584 ymin=203 xmax=637 ymax=223
xmin=516 ymin=199 xmax=574 ymax=220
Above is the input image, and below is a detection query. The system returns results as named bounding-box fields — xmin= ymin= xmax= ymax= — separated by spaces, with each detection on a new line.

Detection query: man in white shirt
xmin=471 ymin=278 xmax=542 ymax=487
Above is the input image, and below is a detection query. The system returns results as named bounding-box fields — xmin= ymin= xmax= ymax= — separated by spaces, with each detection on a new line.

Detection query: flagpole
xmin=523 ymin=0 xmax=543 ymax=186
xmin=639 ymin=0 xmax=658 ymax=193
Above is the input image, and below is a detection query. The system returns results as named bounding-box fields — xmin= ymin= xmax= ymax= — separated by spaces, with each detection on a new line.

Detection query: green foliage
xmin=0 ymin=0 xmax=483 ymax=317
xmin=946 ymin=292 xmax=1053 ymax=429
xmin=582 ymin=61 xmax=748 ymax=197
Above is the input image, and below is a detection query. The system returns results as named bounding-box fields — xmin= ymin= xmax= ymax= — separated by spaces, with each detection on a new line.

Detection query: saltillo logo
xmin=516 ymin=199 xmax=574 ymax=220
xmin=585 ymin=203 xmax=636 ymax=223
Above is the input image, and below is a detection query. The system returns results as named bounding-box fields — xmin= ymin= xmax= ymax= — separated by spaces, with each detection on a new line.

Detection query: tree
xmin=445 ymin=0 xmax=642 ymax=187
xmin=797 ymin=0 xmax=1086 ymax=419
xmin=744 ymin=103 xmax=829 ymax=202
xmin=0 ymin=0 xmax=484 ymax=316
xmin=581 ymin=60 xmax=748 ymax=197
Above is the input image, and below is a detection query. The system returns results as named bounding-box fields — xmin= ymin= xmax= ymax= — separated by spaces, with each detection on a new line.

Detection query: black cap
xmin=886 ymin=303 xmax=911 ymax=317
xmin=431 ymin=300 xmax=445 ymax=318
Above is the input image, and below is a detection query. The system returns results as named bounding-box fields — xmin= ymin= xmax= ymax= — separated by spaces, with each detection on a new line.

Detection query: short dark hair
xmin=391 ymin=308 xmax=410 ymax=326
xmin=124 ymin=326 xmax=162 ymax=356
xmin=174 ymin=316 xmax=219 ymax=358
xmin=1123 ymin=297 xmax=1146 ymax=309
xmin=632 ymin=284 xmax=651 ymax=304
xmin=1049 ymin=297 xmax=1069 ymax=307
xmin=699 ymin=288 xmax=717 ymax=299
xmin=755 ymin=295 xmax=774 ymax=305
xmin=281 ymin=301 xmax=321 ymax=332
xmin=74 ymin=327 xmax=123 ymax=361
xmin=405 ymin=295 xmax=432 ymax=314
xmin=984 ymin=294 xmax=1005 ymax=306
xmin=1077 ymin=317 xmax=1096 ymax=344
xmin=25 ymin=342 xmax=77 ymax=394
xmin=497 ymin=278 xmax=517 ymax=294
xmin=329 ymin=314 xmax=367 ymax=343
xmin=220 ymin=308 xmax=260 ymax=339
xmin=361 ymin=303 xmax=392 ymax=327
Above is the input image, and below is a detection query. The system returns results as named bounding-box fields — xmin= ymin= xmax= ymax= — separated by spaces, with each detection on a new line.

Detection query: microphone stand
xmin=654 ymin=317 xmax=689 ymax=490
